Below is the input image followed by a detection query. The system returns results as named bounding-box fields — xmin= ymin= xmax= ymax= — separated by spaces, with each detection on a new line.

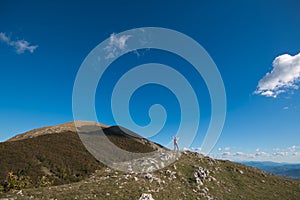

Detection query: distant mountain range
xmin=1 ymin=121 xmax=300 ymax=199
xmin=241 ymin=161 xmax=300 ymax=180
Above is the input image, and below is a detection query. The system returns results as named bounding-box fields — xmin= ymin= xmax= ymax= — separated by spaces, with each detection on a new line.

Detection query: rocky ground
xmin=1 ymin=151 xmax=300 ymax=200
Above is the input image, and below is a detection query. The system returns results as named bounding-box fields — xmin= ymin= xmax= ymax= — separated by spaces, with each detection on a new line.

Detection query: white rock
xmin=124 ymin=174 xmax=131 ymax=179
xmin=196 ymin=177 xmax=203 ymax=186
xmin=173 ymin=164 xmax=177 ymax=170
xmin=139 ymin=193 xmax=154 ymax=200
xmin=17 ymin=190 xmax=23 ymax=196
xmin=144 ymin=173 xmax=153 ymax=180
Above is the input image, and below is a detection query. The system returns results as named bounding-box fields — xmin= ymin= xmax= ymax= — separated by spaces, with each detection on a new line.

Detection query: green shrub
xmin=36 ymin=175 xmax=52 ymax=187
xmin=0 ymin=171 xmax=31 ymax=192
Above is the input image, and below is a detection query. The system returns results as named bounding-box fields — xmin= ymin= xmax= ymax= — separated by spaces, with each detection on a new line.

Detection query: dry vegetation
xmin=0 ymin=123 xmax=300 ymax=199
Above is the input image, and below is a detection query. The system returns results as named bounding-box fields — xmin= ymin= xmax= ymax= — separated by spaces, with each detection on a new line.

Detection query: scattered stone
xmin=124 ymin=174 xmax=131 ymax=179
xmin=170 ymin=171 xmax=177 ymax=178
xmin=194 ymin=166 xmax=210 ymax=182
xmin=16 ymin=190 xmax=23 ymax=196
xmin=196 ymin=177 xmax=204 ymax=186
xmin=105 ymin=168 xmax=111 ymax=173
xmin=139 ymin=193 xmax=154 ymax=200
xmin=144 ymin=173 xmax=153 ymax=180
xmin=100 ymin=175 xmax=110 ymax=180
xmin=206 ymin=157 xmax=217 ymax=165
xmin=210 ymin=176 xmax=217 ymax=182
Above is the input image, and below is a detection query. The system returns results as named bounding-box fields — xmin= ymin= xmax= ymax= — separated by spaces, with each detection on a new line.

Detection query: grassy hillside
xmin=0 ymin=124 xmax=159 ymax=192
xmin=0 ymin=131 xmax=102 ymax=189
xmin=1 ymin=122 xmax=299 ymax=199
xmin=1 ymin=152 xmax=299 ymax=199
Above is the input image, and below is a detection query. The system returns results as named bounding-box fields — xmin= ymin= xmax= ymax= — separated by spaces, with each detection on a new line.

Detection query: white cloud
xmin=217 ymin=147 xmax=230 ymax=151
xmin=217 ymin=151 xmax=254 ymax=159
xmin=254 ymin=53 xmax=300 ymax=98
xmin=224 ymin=147 xmax=231 ymax=151
xmin=221 ymin=152 xmax=232 ymax=156
xmin=183 ymin=147 xmax=190 ymax=151
xmin=191 ymin=147 xmax=202 ymax=151
xmin=215 ymin=146 xmax=300 ymax=162
xmin=0 ymin=32 xmax=38 ymax=54
xmin=216 ymin=151 xmax=274 ymax=161
xmin=288 ymin=145 xmax=300 ymax=152
xmin=273 ymin=152 xmax=289 ymax=156
xmin=255 ymin=151 xmax=270 ymax=157
xmin=292 ymin=152 xmax=300 ymax=156
xmin=272 ymin=148 xmax=281 ymax=151
xmin=104 ymin=33 xmax=131 ymax=59
xmin=234 ymin=152 xmax=245 ymax=156
xmin=0 ymin=32 xmax=10 ymax=43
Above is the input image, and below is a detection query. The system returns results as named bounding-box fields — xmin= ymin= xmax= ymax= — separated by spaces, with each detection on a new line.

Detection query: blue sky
xmin=1 ymin=0 xmax=300 ymax=163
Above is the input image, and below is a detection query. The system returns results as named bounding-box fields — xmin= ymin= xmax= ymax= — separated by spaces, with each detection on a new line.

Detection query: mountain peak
xmin=7 ymin=120 xmax=109 ymax=142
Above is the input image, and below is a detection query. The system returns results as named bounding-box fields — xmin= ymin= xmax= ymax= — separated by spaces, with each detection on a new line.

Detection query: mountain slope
xmin=0 ymin=121 xmax=162 ymax=191
xmin=1 ymin=152 xmax=300 ymax=199
xmin=1 ymin=122 xmax=300 ymax=199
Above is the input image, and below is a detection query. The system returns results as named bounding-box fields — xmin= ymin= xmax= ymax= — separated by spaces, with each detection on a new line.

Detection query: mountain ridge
xmin=241 ymin=161 xmax=300 ymax=180
xmin=7 ymin=120 xmax=109 ymax=142
xmin=0 ymin=121 xmax=300 ymax=199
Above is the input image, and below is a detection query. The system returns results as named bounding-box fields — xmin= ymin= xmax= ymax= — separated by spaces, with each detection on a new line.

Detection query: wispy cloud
xmin=191 ymin=147 xmax=202 ymax=151
xmin=0 ymin=32 xmax=38 ymax=54
xmin=273 ymin=152 xmax=289 ymax=156
xmin=288 ymin=145 xmax=300 ymax=152
xmin=272 ymin=148 xmax=281 ymax=151
xmin=292 ymin=152 xmax=300 ymax=156
xmin=104 ymin=33 xmax=131 ymax=59
xmin=217 ymin=147 xmax=231 ymax=151
xmin=217 ymin=151 xmax=255 ymax=159
xmin=214 ymin=145 xmax=300 ymax=162
xmin=224 ymin=147 xmax=231 ymax=151
xmin=254 ymin=53 xmax=300 ymax=98
xmin=255 ymin=151 xmax=271 ymax=157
